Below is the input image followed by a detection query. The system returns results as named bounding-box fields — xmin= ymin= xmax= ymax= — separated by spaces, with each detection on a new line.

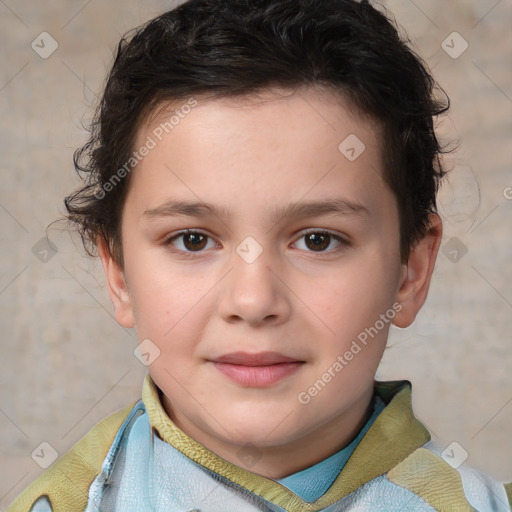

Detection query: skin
xmin=99 ymin=86 xmax=442 ymax=479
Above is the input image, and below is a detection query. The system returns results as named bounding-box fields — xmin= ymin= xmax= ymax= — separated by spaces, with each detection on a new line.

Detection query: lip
xmin=211 ymin=351 xmax=302 ymax=366
xmin=209 ymin=351 xmax=305 ymax=387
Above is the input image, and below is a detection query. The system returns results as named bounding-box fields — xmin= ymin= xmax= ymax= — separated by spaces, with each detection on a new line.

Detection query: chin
xmin=210 ymin=413 xmax=303 ymax=448
xmin=222 ymin=429 xmax=287 ymax=449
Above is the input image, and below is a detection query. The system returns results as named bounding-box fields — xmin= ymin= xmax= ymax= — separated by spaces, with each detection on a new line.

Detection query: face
xmin=100 ymin=86 xmax=441 ymax=474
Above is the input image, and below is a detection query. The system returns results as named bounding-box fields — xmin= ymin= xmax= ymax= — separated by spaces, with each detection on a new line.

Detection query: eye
xmin=164 ymin=229 xmax=346 ymax=254
xmin=293 ymin=230 xmax=345 ymax=253
xmin=164 ymin=230 xmax=218 ymax=253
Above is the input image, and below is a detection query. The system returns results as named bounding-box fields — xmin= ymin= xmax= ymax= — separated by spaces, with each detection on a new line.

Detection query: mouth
xmin=209 ymin=351 xmax=305 ymax=387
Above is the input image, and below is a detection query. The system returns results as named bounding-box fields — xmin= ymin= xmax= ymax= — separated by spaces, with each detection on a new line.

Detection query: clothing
xmin=276 ymin=394 xmax=386 ymax=501
xmin=8 ymin=374 xmax=512 ymax=512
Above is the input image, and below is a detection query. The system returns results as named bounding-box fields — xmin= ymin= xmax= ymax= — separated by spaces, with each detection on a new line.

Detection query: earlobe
xmin=393 ymin=214 xmax=443 ymax=328
xmin=98 ymin=238 xmax=135 ymax=329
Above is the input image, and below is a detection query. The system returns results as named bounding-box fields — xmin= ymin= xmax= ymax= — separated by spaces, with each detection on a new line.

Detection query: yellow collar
xmin=142 ymin=373 xmax=430 ymax=512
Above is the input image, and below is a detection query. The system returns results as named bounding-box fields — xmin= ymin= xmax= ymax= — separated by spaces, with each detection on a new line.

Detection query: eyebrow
xmin=143 ymin=198 xmax=368 ymax=224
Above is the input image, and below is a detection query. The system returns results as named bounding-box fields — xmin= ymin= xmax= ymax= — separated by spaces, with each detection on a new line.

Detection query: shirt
xmin=276 ymin=394 xmax=386 ymax=502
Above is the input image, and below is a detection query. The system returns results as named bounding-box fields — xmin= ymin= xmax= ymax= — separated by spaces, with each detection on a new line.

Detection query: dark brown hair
xmin=64 ymin=0 xmax=450 ymax=268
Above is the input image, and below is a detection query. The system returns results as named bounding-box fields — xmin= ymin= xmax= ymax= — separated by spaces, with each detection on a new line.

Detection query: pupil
xmin=307 ymin=233 xmax=329 ymax=251
xmin=185 ymin=233 xmax=206 ymax=251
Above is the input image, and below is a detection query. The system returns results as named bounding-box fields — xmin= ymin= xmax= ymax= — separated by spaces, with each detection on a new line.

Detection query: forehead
xmin=127 ymin=86 xmax=390 ymax=221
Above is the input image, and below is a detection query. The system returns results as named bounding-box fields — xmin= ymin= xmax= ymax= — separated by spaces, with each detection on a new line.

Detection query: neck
xmin=163 ymin=385 xmax=375 ymax=479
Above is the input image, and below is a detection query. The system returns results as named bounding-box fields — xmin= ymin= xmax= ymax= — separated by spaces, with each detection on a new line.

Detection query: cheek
xmin=312 ymin=261 xmax=396 ymax=325
xmin=299 ymin=258 xmax=401 ymax=369
xmin=129 ymin=278 xmax=224 ymax=378
xmin=125 ymin=253 xmax=210 ymax=342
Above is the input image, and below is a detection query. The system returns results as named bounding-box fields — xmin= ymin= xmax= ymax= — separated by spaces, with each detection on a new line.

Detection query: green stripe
xmin=505 ymin=482 xmax=512 ymax=508
xmin=8 ymin=402 xmax=136 ymax=512
xmin=387 ymin=448 xmax=477 ymax=512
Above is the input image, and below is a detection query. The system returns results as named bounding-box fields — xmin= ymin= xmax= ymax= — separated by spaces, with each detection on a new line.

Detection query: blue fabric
xmin=13 ymin=377 xmax=511 ymax=512
xmin=275 ymin=394 xmax=386 ymax=502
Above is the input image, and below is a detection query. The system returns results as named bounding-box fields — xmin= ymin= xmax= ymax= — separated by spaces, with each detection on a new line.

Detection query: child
xmin=9 ymin=0 xmax=511 ymax=510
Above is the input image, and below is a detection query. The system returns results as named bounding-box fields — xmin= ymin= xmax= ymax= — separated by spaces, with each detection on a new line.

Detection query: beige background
xmin=1 ymin=0 xmax=511 ymax=507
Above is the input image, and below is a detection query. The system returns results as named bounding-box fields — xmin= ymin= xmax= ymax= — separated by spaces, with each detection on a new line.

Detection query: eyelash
xmin=163 ymin=229 xmax=348 ymax=256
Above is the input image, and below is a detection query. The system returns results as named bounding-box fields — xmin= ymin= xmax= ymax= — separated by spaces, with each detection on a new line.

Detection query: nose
xmin=217 ymin=243 xmax=292 ymax=326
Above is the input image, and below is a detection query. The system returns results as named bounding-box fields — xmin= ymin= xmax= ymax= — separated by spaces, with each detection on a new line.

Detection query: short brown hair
xmin=64 ymin=0 xmax=450 ymax=268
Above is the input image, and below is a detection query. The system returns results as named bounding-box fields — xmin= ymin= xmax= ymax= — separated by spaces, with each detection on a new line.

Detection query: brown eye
xmin=182 ymin=232 xmax=208 ymax=251
xmin=295 ymin=231 xmax=343 ymax=253
xmin=166 ymin=230 xmax=216 ymax=253
xmin=305 ymin=232 xmax=330 ymax=251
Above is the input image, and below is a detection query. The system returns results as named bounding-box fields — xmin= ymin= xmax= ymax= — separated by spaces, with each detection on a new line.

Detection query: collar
xmin=276 ymin=393 xmax=386 ymax=502
xmin=142 ymin=373 xmax=430 ymax=512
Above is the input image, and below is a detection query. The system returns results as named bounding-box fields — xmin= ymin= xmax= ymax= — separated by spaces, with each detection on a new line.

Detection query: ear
xmin=98 ymin=238 xmax=135 ymax=329
xmin=393 ymin=213 xmax=443 ymax=328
